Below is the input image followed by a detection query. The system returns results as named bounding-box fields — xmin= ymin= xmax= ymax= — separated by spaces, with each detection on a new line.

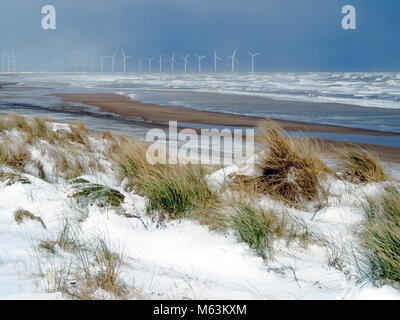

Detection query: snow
xmin=0 ymin=125 xmax=399 ymax=300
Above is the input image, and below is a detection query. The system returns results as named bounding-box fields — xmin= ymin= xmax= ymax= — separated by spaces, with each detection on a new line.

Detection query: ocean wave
xmin=7 ymin=72 xmax=400 ymax=110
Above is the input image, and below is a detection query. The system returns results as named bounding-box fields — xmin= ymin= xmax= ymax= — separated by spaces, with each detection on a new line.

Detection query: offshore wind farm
xmin=0 ymin=48 xmax=263 ymax=73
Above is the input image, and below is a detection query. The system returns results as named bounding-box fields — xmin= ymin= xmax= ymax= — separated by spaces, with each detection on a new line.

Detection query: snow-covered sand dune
xmin=0 ymin=115 xmax=399 ymax=300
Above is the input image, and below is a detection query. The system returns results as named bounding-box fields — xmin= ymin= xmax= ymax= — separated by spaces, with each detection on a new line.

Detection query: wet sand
xmin=56 ymin=93 xmax=400 ymax=163
xmin=56 ymin=93 xmax=400 ymax=136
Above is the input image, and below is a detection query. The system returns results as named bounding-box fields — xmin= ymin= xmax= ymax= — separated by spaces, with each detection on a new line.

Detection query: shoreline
xmin=56 ymin=93 xmax=400 ymax=136
xmin=55 ymin=93 xmax=400 ymax=164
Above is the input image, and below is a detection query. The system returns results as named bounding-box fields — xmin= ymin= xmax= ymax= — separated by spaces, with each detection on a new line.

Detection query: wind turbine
xmin=101 ymin=55 xmax=111 ymax=72
xmin=195 ymin=53 xmax=206 ymax=73
xmin=169 ymin=53 xmax=176 ymax=73
xmin=5 ymin=52 xmax=11 ymax=72
xmin=138 ymin=57 xmax=145 ymax=72
xmin=147 ymin=57 xmax=155 ymax=72
xmin=227 ymin=49 xmax=238 ymax=73
xmin=11 ymin=51 xmax=23 ymax=73
xmin=1 ymin=51 xmax=5 ymax=73
xmin=111 ymin=51 xmax=118 ymax=72
xmin=121 ymin=50 xmax=133 ymax=73
xmin=212 ymin=50 xmax=222 ymax=73
xmin=159 ymin=54 xmax=165 ymax=72
xmin=180 ymin=53 xmax=190 ymax=73
xmin=247 ymin=50 xmax=260 ymax=73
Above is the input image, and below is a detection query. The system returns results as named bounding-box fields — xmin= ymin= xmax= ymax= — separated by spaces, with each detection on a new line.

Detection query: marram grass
xmin=116 ymin=141 xmax=218 ymax=219
xmin=338 ymin=146 xmax=387 ymax=183
xmin=359 ymin=186 xmax=400 ymax=284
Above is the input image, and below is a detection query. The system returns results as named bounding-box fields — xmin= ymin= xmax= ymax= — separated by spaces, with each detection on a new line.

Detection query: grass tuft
xmin=338 ymin=146 xmax=387 ymax=183
xmin=116 ymin=141 xmax=218 ymax=219
xmin=31 ymin=117 xmax=57 ymax=143
xmin=35 ymin=222 xmax=133 ymax=300
xmin=14 ymin=209 xmax=46 ymax=229
xmin=359 ymin=185 xmax=400 ymax=284
xmin=9 ymin=113 xmax=32 ymax=133
xmin=0 ymin=138 xmax=31 ymax=172
xmin=0 ymin=171 xmax=31 ymax=185
xmin=101 ymin=131 xmax=115 ymax=140
xmin=51 ymin=149 xmax=85 ymax=180
xmin=71 ymin=182 xmax=125 ymax=208
xmin=234 ymin=121 xmax=330 ymax=207
xmin=68 ymin=178 xmax=90 ymax=185
xmin=67 ymin=122 xmax=89 ymax=146
xmin=229 ymin=201 xmax=286 ymax=259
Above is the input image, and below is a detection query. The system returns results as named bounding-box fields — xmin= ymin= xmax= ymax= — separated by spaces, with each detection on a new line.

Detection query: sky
xmin=1 ymin=0 xmax=400 ymax=72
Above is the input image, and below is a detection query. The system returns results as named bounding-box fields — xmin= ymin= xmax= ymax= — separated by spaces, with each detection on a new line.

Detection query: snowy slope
xmin=0 ymin=121 xmax=399 ymax=300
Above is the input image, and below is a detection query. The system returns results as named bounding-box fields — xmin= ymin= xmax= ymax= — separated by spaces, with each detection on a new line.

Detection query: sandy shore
xmin=55 ymin=93 xmax=400 ymax=163
xmin=56 ymin=93 xmax=400 ymax=136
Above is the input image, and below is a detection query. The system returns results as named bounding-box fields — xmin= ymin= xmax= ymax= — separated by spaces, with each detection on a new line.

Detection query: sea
xmin=1 ymin=72 xmax=400 ymax=146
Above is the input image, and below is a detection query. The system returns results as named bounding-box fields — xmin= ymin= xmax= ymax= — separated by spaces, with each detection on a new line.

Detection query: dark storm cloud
xmin=1 ymin=0 xmax=399 ymax=71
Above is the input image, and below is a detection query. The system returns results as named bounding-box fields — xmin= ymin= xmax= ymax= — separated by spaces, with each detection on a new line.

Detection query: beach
xmin=55 ymin=93 xmax=400 ymax=163
xmin=55 ymin=93 xmax=400 ymax=136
